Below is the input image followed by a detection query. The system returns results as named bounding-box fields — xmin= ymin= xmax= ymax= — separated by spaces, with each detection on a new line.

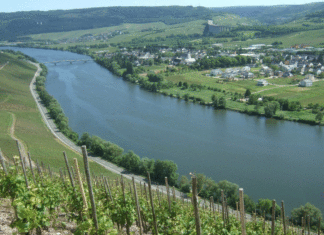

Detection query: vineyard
xmin=0 ymin=142 xmax=321 ymax=235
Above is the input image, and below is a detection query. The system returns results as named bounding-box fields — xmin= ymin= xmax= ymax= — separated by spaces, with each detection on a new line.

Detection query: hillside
xmin=211 ymin=2 xmax=324 ymax=24
xmin=0 ymin=6 xmax=215 ymax=41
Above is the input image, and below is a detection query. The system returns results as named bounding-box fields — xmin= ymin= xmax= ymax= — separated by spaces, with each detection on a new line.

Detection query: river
xmin=3 ymin=47 xmax=324 ymax=214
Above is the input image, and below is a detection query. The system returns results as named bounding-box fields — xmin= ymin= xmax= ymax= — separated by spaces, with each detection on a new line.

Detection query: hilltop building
xmin=207 ymin=20 xmax=232 ymax=35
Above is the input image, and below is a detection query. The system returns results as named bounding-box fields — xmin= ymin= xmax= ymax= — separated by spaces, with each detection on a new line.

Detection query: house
xmin=259 ymin=66 xmax=273 ymax=76
xmin=182 ymin=53 xmax=196 ymax=64
xmin=305 ymin=74 xmax=315 ymax=81
xmin=243 ymin=72 xmax=254 ymax=79
xmin=240 ymin=66 xmax=251 ymax=72
xmin=283 ymin=72 xmax=293 ymax=77
xmin=222 ymin=73 xmax=236 ymax=80
xmin=210 ymin=69 xmax=223 ymax=76
xmin=299 ymin=79 xmax=313 ymax=87
xmin=274 ymin=70 xmax=283 ymax=77
xmin=257 ymin=79 xmax=269 ymax=86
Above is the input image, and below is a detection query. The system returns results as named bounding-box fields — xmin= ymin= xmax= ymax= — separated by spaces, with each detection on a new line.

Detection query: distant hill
xmin=0 ymin=6 xmax=215 ymax=40
xmin=211 ymin=2 xmax=324 ymax=24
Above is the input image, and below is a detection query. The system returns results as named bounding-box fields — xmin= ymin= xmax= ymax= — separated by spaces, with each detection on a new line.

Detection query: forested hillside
xmin=0 ymin=6 xmax=214 ymax=40
xmin=211 ymin=2 xmax=324 ymax=24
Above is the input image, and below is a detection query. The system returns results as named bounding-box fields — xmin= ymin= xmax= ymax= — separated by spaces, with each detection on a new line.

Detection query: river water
xmin=3 ymin=47 xmax=324 ymax=214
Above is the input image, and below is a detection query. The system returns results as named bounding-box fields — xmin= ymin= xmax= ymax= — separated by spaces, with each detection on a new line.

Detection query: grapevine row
xmin=0 ymin=144 xmax=321 ymax=234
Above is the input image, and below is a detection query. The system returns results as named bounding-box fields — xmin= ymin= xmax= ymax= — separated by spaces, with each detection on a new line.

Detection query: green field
xmin=223 ymin=27 xmax=324 ymax=48
xmin=0 ymin=51 xmax=119 ymax=177
xmin=212 ymin=14 xmax=258 ymax=26
xmin=137 ymin=65 xmax=322 ymax=123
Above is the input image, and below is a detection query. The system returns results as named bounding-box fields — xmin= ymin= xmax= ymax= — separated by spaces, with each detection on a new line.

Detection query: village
xmin=98 ymin=43 xmax=324 ymax=88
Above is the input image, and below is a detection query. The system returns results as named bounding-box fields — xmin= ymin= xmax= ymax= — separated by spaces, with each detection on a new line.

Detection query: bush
xmin=291 ymin=203 xmax=322 ymax=227
xmin=264 ymin=101 xmax=280 ymax=117
xmin=147 ymin=73 xmax=163 ymax=82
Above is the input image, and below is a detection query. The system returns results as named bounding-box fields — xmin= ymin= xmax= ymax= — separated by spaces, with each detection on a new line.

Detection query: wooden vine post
xmin=121 ymin=176 xmax=130 ymax=235
xmin=271 ymin=199 xmax=276 ymax=235
xmin=221 ymin=190 xmax=225 ymax=226
xmin=307 ymin=215 xmax=310 ymax=235
xmin=209 ymin=196 xmax=213 ymax=213
xmin=172 ymin=186 xmax=176 ymax=202
xmin=63 ymin=151 xmax=75 ymax=190
xmin=192 ymin=176 xmax=202 ymax=235
xmin=165 ymin=177 xmax=171 ymax=211
xmin=16 ymin=140 xmax=29 ymax=189
xmin=318 ymin=217 xmax=321 ymax=235
xmin=132 ymin=177 xmax=143 ymax=235
xmin=281 ymin=200 xmax=287 ymax=235
xmin=104 ymin=177 xmax=113 ymax=202
xmin=59 ymin=168 xmax=65 ymax=184
xmin=239 ymin=188 xmax=246 ymax=235
xmin=0 ymin=148 xmax=8 ymax=175
xmin=147 ymin=172 xmax=158 ymax=235
xmin=27 ymin=152 xmax=36 ymax=183
xmin=13 ymin=156 xmax=19 ymax=174
xmin=81 ymin=146 xmax=99 ymax=232
xmin=73 ymin=158 xmax=88 ymax=210
xmin=35 ymin=159 xmax=43 ymax=183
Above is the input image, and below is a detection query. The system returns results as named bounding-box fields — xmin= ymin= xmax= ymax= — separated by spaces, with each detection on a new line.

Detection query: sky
xmin=1 ymin=0 xmax=323 ymax=13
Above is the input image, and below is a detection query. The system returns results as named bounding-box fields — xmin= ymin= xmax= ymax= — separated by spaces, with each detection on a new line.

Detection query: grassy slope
xmin=0 ymin=51 xmax=119 ymax=177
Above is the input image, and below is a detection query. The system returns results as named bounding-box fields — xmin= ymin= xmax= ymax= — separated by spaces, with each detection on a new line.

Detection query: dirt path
xmin=0 ymin=61 xmax=9 ymax=71
xmin=252 ymin=83 xmax=298 ymax=94
xmin=7 ymin=112 xmax=31 ymax=166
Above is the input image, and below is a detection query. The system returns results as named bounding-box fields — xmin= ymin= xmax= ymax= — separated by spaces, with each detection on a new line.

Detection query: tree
xmin=244 ymin=89 xmax=251 ymax=98
xmin=125 ymin=61 xmax=134 ymax=75
xmin=119 ymin=151 xmax=141 ymax=173
xmin=152 ymin=159 xmax=179 ymax=186
xmin=256 ymin=199 xmax=281 ymax=219
xmin=315 ymin=112 xmax=323 ymax=123
xmin=178 ymin=175 xmax=191 ymax=193
xmin=139 ymin=157 xmax=155 ymax=175
xmin=244 ymin=194 xmax=256 ymax=214
xmin=264 ymin=101 xmax=280 ymax=117
xmin=216 ymin=180 xmax=239 ymax=208
xmin=218 ymin=97 xmax=226 ymax=109
xmin=148 ymin=59 xmax=154 ymax=66
xmin=147 ymin=73 xmax=163 ymax=83
xmin=291 ymin=203 xmax=322 ymax=227
xmin=213 ymin=96 xmax=226 ymax=109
